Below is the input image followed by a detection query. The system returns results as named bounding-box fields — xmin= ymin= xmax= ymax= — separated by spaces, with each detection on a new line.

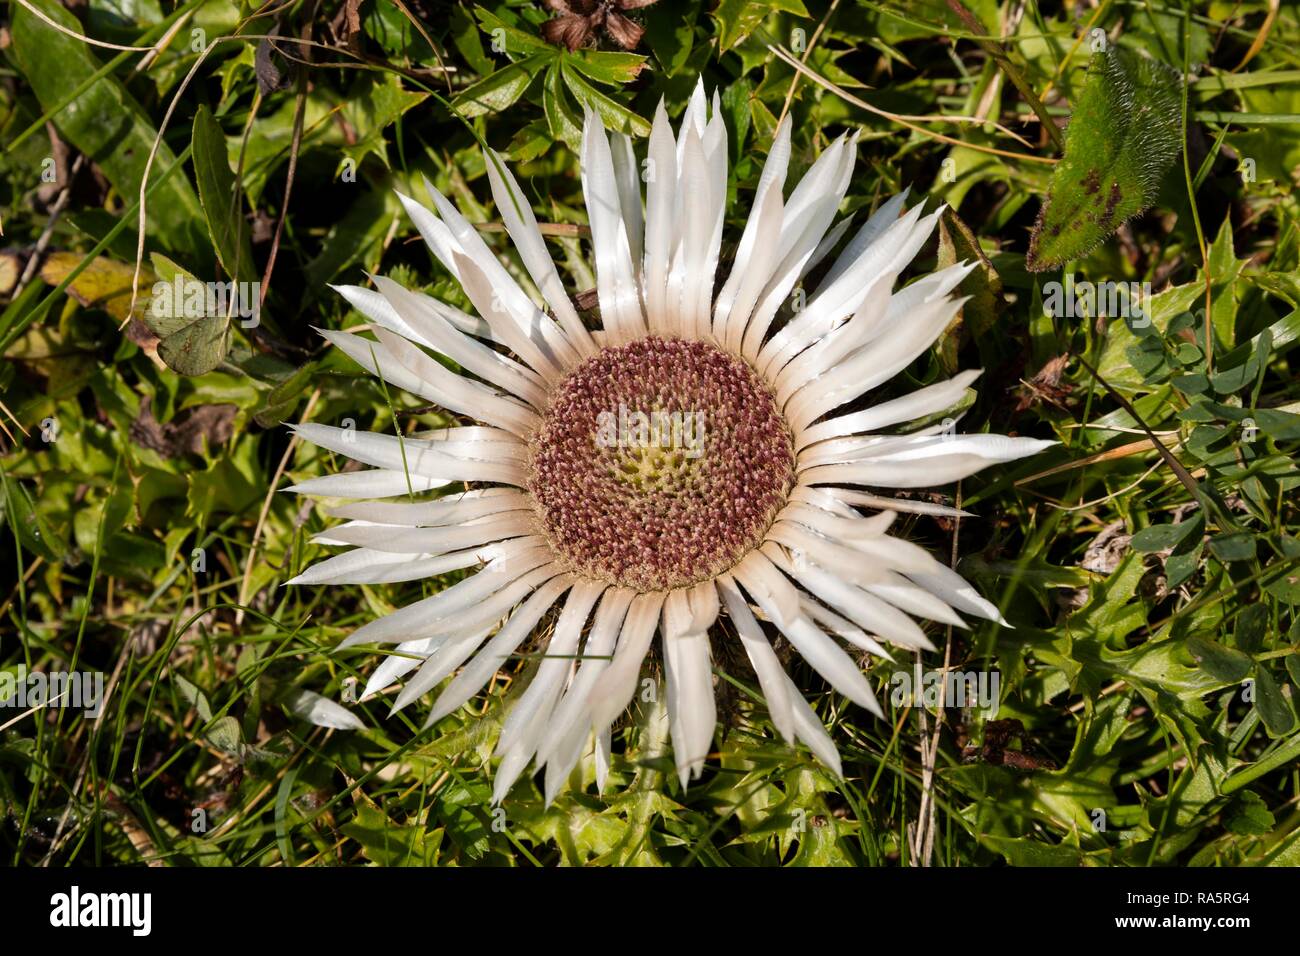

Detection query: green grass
xmin=1 ymin=0 xmax=1299 ymax=866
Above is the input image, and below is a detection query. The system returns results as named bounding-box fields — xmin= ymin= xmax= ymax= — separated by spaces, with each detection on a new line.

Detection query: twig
xmin=777 ymin=0 xmax=843 ymax=125
xmin=260 ymin=11 xmax=315 ymax=307
xmin=12 ymin=150 xmax=85 ymax=302
xmin=943 ymin=0 xmax=1065 ymax=151
xmin=767 ymin=44 xmax=1057 ymax=165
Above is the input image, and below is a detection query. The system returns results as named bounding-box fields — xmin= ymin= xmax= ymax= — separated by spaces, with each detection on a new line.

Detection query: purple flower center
xmin=528 ymin=336 xmax=794 ymax=592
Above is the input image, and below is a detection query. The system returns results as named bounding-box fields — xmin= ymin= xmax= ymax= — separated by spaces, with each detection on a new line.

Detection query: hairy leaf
xmin=1027 ymin=46 xmax=1182 ymax=271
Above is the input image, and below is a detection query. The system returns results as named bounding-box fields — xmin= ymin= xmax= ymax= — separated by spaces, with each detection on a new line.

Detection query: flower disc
xmin=528 ymin=336 xmax=795 ymax=592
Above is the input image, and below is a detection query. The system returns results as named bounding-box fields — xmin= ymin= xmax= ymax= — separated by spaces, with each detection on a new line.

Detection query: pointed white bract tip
xmin=491 ymin=774 xmax=515 ymax=807
xmin=419 ymin=172 xmax=445 ymax=205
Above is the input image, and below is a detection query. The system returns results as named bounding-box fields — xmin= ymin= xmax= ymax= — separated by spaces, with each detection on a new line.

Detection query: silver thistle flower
xmin=287 ymin=81 xmax=1053 ymax=804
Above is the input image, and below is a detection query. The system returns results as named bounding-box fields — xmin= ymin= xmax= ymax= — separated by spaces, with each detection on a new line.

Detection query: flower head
xmin=289 ymin=82 xmax=1053 ymax=804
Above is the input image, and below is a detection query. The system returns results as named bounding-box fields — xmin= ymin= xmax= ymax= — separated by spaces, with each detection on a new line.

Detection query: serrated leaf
xmin=1224 ymin=790 xmax=1274 ymax=835
xmin=338 ymin=74 xmax=428 ymax=169
xmin=342 ymin=805 xmax=443 ymax=865
xmin=564 ymin=51 xmax=647 ymax=86
xmin=712 ymin=0 xmax=771 ymax=53
xmin=559 ymin=62 xmax=651 ymax=137
xmin=1027 ymin=47 xmax=1182 ymax=271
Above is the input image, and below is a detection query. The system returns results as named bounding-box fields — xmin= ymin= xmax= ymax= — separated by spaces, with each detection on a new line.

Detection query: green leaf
xmin=1252 ymin=666 xmax=1296 ymax=736
xmin=564 ymin=51 xmax=648 ymax=87
xmin=936 ymin=209 xmax=1002 ymax=373
xmin=342 ymin=805 xmax=444 ymax=866
xmin=1223 ymin=790 xmax=1274 ymax=835
xmin=186 ymin=435 xmax=262 ymax=520
xmin=1287 ymin=655 xmax=1300 ymax=691
xmin=253 ymin=360 xmax=318 ymax=429
xmin=450 ymin=4 xmax=496 ymax=76
xmin=1027 ymin=46 xmax=1182 ymax=271
xmin=643 ymin=0 xmax=698 ymax=76
xmin=1130 ymin=515 xmax=1202 ymax=552
xmin=559 ymin=62 xmax=650 ymax=138
xmin=36 ymin=252 xmax=153 ymax=325
xmin=9 ymin=0 xmax=207 ymax=264
xmin=543 ymin=65 xmax=583 ymax=150
xmin=712 ymin=0 xmax=772 ymax=53
xmin=303 ymin=187 xmax=401 ymax=291
xmin=1235 ymin=604 xmax=1269 ymax=654
xmin=192 ymin=106 xmax=255 ymax=283
xmin=338 ymin=74 xmax=428 ymax=169
xmin=452 ymin=56 xmax=547 ymax=119
xmin=1262 ymin=558 xmax=1300 ymax=606
xmin=1208 ymin=532 xmax=1256 ymax=563
xmin=0 ymin=471 xmax=65 ymax=562
xmin=473 ymin=7 xmax=555 ymax=54
xmin=1204 ymin=213 xmax=1249 ymax=353
xmin=1185 ymin=637 xmax=1252 ymax=683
